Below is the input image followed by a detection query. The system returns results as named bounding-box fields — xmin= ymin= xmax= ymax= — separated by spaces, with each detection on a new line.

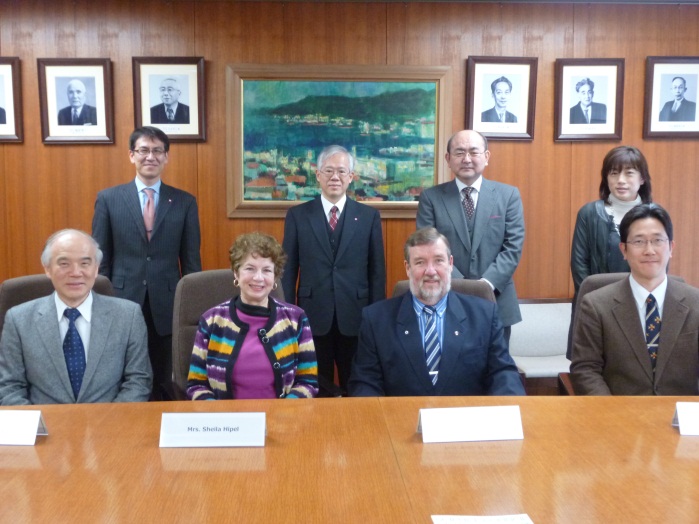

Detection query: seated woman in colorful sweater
xmin=187 ymin=232 xmax=318 ymax=400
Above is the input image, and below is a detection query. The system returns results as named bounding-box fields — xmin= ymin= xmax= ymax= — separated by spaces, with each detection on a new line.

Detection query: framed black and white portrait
xmin=467 ymin=56 xmax=538 ymax=141
xmin=0 ymin=57 xmax=22 ymax=143
xmin=133 ymin=57 xmax=206 ymax=142
xmin=555 ymin=58 xmax=624 ymax=142
xmin=37 ymin=58 xmax=114 ymax=144
xmin=644 ymin=56 xmax=699 ymax=139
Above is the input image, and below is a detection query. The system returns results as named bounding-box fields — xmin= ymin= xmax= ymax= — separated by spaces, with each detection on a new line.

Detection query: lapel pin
xmin=404 ymin=330 xmax=409 ymax=335
xmin=454 ymin=331 xmax=459 ymax=336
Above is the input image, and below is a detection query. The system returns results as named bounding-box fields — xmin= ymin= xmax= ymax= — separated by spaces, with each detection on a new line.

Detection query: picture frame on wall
xmin=133 ymin=57 xmax=206 ymax=142
xmin=466 ymin=56 xmax=538 ymax=141
xmin=0 ymin=57 xmax=23 ymax=143
xmin=225 ymin=63 xmax=453 ymax=219
xmin=37 ymin=58 xmax=114 ymax=144
xmin=643 ymin=56 xmax=699 ymax=139
xmin=554 ymin=58 xmax=624 ymax=142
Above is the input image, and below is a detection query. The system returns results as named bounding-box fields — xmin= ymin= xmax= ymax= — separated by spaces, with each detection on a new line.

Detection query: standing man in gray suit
xmin=0 ymin=229 xmax=152 ymax=405
xmin=417 ymin=129 xmax=525 ymax=340
xmin=92 ymin=126 xmax=201 ymax=400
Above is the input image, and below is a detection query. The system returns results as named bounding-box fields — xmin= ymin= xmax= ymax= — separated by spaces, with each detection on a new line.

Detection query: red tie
xmin=329 ymin=206 xmax=338 ymax=231
xmin=143 ymin=188 xmax=155 ymax=241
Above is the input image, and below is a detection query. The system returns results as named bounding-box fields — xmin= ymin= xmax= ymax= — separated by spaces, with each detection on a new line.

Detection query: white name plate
xmin=417 ymin=406 xmax=523 ymax=443
xmin=675 ymin=402 xmax=699 ymax=436
xmin=0 ymin=410 xmax=48 ymax=446
xmin=159 ymin=412 xmax=266 ymax=448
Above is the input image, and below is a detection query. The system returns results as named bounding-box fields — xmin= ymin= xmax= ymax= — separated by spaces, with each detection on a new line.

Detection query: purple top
xmin=231 ymin=310 xmax=276 ymax=399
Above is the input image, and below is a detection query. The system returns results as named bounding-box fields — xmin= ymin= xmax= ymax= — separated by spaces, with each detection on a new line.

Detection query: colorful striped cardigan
xmin=187 ymin=297 xmax=318 ymax=400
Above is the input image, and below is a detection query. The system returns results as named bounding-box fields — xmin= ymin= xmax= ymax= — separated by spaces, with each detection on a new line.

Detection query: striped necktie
xmin=423 ymin=305 xmax=441 ymax=385
xmin=645 ymin=294 xmax=661 ymax=369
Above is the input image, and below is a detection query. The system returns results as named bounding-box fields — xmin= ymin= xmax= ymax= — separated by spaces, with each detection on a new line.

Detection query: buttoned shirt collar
xmin=628 ymin=274 xmax=668 ymax=328
xmin=321 ymin=194 xmax=346 ymax=218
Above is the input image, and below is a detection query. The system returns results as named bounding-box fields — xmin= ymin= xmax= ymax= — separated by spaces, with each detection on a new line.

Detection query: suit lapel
xmin=471 ymin=179 xmax=495 ymax=253
xmin=396 ymin=295 xmax=435 ymax=392
xmin=611 ymin=283 xmax=654 ymax=382
xmin=433 ymin=292 xmax=467 ymax=394
xmin=654 ymin=280 xmax=689 ymax=383
xmin=79 ymin=294 xmax=112 ymax=400
xmin=307 ymin=197 xmax=334 ymax=262
xmin=335 ymin=198 xmax=359 ymax=261
xmin=37 ymin=296 xmax=77 ymax=400
xmin=122 ymin=181 xmax=148 ymax=242
xmin=441 ymin=181 xmax=471 ymax=251
xmin=152 ymin=183 xmax=174 ymax=238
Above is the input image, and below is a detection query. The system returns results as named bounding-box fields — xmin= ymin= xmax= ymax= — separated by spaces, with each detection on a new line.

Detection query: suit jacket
xmin=0 ymin=293 xmax=152 ymax=405
xmin=282 ymin=196 xmax=386 ymax=337
xmin=150 ymin=103 xmax=190 ymax=124
xmin=348 ymin=291 xmax=525 ymax=396
xmin=481 ymin=107 xmax=517 ymax=123
xmin=416 ymin=179 xmax=525 ymax=326
xmin=92 ymin=181 xmax=202 ymax=336
xmin=569 ymin=102 xmax=607 ymax=124
xmin=659 ymin=99 xmax=697 ymax=122
xmin=571 ymin=278 xmax=699 ymax=395
xmin=0 ymin=106 xmax=5 ymax=125
xmin=57 ymin=104 xmax=98 ymax=126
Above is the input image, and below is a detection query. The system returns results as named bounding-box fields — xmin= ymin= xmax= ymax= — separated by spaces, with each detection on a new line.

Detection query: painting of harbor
xmin=241 ymin=79 xmax=438 ymax=203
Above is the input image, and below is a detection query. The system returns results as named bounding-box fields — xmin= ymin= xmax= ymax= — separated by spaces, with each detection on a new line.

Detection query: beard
xmin=409 ymin=271 xmax=452 ymax=304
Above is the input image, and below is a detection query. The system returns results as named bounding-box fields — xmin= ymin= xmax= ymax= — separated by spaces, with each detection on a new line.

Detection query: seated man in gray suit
xmin=0 ymin=229 xmax=152 ymax=405
xmin=348 ymin=227 xmax=524 ymax=397
xmin=571 ymin=203 xmax=699 ymax=395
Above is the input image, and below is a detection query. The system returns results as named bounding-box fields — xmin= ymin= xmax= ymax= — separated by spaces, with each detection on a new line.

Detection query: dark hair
xmin=672 ymin=76 xmax=687 ymax=88
xmin=575 ymin=78 xmax=594 ymax=92
xmin=229 ymin=232 xmax=287 ymax=279
xmin=490 ymin=76 xmax=512 ymax=94
xmin=404 ymin=227 xmax=451 ymax=262
xmin=446 ymin=130 xmax=488 ymax=155
xmin=599 ymin=146 xmax=653 ymax=204
xmin=129 ymin=126 xmax=170 ymax=152
xmin=619 ymin=203 xmax=673 ymax=243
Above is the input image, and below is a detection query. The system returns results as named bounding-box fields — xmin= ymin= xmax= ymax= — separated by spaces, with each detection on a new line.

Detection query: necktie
xmin=63 ymin=308 xmax=86 ymax=399
xmin=423 ymin=306 xmax=441 ymax=385
xmin=167 ymin=108 xmax=174 ymax=122
xmin=143 ymin=188 xmax=155 ymax=241
xmin=672 ymin=101 xmax=680 ymax=113
xmin=585 ymin=108 xmax=590 ymax=124
xmin=500 ymin=112 xmax=505 ymax=123
xmin=72 ymin=109 xmax=78 ymax=124
xmin=329 ymin=206 xmax=338 ymax=231
xmin=461 ymin=187 xmax=475 ymax=220
xmin=645 ymin=294 xmax=661 ymax=369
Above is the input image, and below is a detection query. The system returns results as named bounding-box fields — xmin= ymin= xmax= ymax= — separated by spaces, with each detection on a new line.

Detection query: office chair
xmin=391 ymin=278 xmax=496 ymax=302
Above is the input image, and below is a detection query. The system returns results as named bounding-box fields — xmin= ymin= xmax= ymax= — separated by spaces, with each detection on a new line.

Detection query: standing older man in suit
xmin=571 ymin=203 xmax=699 ymax=395
xmin=349 ymin=227 xmax=524 ymax=397
xmin=417 ymin=129 xmax=525 ymax=340
xmin=92 ymin=126 xmax=201 ymax=400
xmin=282 ymin=145 xmax=386 ymax=396
xmin=0 ymin=229 xmax=152 ymax=405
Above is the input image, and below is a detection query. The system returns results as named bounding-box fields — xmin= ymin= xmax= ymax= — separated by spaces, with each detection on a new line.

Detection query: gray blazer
xmin=416 ymin=178 xmax=525 ymax=326
xmin=571 ymin=278 xmax=699 ymax=395
xmin=0 ymin=293 xmax=152 ymax=405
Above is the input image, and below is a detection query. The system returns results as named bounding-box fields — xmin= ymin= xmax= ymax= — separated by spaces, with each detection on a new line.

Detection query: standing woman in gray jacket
xmin=567 ymin=146 xmax=653 ymax=358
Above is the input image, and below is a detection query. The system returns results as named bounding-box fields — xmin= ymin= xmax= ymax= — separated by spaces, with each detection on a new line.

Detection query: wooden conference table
xmin=1 ymin=396 xmax=698 ymax=523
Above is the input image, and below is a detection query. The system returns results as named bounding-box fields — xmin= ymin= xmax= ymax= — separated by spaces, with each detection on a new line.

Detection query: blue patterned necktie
xmin=63 ymin=308 xmax=86 ymax=399
xmin=423 ymin=305 xmax=441 ymax=385
xmin=645 ymin=294 xmax=661 ymax=369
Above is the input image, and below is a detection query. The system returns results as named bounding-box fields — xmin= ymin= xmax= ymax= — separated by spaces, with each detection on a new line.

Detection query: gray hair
xmin=317 ymin=145 xmax=355 ymax=172
xmin=41 ymin=229 xmax=103 ymax=267
xmin=404 ymin=227 xmax=452 ymax=263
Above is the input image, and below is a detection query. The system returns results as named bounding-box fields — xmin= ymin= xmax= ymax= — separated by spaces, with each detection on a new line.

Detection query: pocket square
xmin=489 ymin=215 xmax=502 ymax=219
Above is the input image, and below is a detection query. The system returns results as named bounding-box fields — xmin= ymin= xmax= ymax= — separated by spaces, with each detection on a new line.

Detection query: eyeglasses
xmin=625 ymin=238 xmax=669 ymax=249
xmin=451 ymin=150 xmax=485 ymax=159
xmin=159 ymin=87 xmax=180 ymax=93
xmin=319 ymin=168 xmax=351 ymax=179
xmin=132 ymin=148 xmax=166 ymax=158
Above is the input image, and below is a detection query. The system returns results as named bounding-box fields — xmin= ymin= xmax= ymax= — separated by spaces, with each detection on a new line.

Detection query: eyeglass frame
xmin=624 ymin=238 xmax=670 ymax=249
xmin=449 ymin=149 xmax=486 ymax=160
xmin=131 ymin=147 xmax=167 ymax=158
xmin=318 ymin=167 xmax=353 ymax=179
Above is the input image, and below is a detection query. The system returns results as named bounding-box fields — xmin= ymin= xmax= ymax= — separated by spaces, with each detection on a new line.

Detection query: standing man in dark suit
xmin=481 ymin=76 xmax=518 ymax=123
xmin=658 ymin=76 xmax=697 ymax=122
xmin=92 ymin=126 xmax=201 ymax=400
xmin=417 ymin=130 xmax=525 ymax=341
xmin=0 ymin=229 xmax=152 ymax=405
xmin=57 ymin=79 xmax=98 ymax=126
xmin=150 ymin=78 xmax=190 ymax=124
xmin=349 ymin=227 xmax=524 ymax=397
xmin=282 ymin=145 xmax=386 ymax=396
xmin=569 ymin=78 xmax=607 ymax=124
xmin=571 ymin=203 xmax=699 ymax=395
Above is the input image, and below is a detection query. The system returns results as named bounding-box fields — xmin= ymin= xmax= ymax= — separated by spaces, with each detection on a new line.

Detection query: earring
xmin=233 ymin=278 xmax=239 ymax=287
xmin=273 ymin=282 xmax=278 ymax=290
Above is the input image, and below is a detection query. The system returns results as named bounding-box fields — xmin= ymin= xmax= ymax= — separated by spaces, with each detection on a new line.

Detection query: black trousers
xmin=143 ymin=293 xmax=174 ymax=401
xmin=313 ymin=316 xmax=357 ymax=397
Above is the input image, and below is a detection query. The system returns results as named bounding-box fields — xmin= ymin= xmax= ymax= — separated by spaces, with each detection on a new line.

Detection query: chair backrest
xmin=509 ymin=300 xmax=572 ymax=358
xmin=171 ymin=269 xmax=285 ymax=399
xmin=391 ymin=279 xmax=496 ymax=303
xmin=0 ymin=274 xmax=113 ymax=336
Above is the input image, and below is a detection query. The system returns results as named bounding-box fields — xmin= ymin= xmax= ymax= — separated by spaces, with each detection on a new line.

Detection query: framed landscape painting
xmin=226 ymin=64 xmax=453 ymax=218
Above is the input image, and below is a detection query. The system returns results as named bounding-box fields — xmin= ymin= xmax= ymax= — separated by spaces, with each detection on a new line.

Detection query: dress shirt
xmin=411 ymin=293 xmax=448 ymax=351
xmin=135 ymin=177 xmax=162 ymax=212
xmin=454 ymin=175 xmax=483 ymax=209
xmin=164 ymin=103 xmax=179 ymax=119
xmin=54 ymin=291 xmax=93 ymax=358
xmin=628 ymin=275 xmax=668 ymax=332
xmin=320 ymin=194 xmax=347 ymax=224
